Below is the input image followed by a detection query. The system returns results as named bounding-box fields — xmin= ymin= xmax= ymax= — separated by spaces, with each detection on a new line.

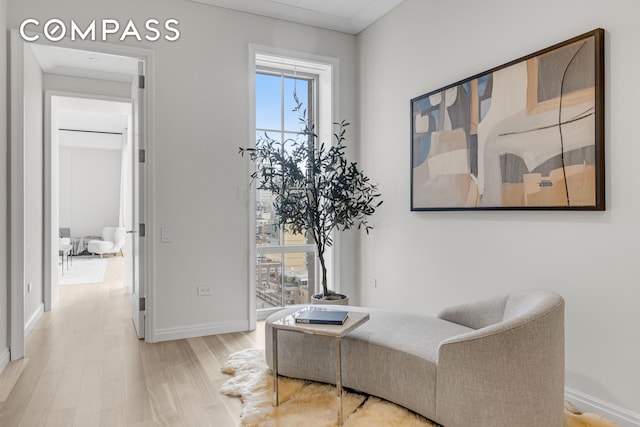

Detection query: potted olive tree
xmin=240 ymin=98 xmax=382 ymax=304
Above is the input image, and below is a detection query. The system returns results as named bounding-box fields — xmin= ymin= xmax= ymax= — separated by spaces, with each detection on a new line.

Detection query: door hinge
xmin=138 ymin=74 xmax=146 ymax=89
xmin=139 ymin=149 xmax=146 ymax=163
xmin=139 ymin=297 xmax=146 ymax=311
xmin=139 ymin=223 xmax=146 ymax=237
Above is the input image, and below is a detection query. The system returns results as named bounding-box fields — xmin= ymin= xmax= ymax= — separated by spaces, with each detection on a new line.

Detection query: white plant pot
xmin=311 ymin=293 xmax=349 ymax=306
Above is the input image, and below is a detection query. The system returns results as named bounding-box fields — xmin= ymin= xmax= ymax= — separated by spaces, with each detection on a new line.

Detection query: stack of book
xmin=294 ymin=309 xmax=349 ymax=325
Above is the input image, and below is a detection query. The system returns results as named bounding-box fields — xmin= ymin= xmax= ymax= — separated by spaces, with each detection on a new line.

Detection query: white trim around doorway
xmin=9 ymin=30 xmax=156 ymax=360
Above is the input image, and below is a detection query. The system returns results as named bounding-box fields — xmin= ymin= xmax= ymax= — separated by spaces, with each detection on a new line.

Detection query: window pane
xmin=255 ymin=131 xmax=283 ymax=247
xmin=256 ymin=253 xmax=282 ymax=309
xmin=284 ymin=77 xmax=309 ymax=132
xmin=256 ymin=252 xmax=315 ymax=308
xmin=284 ymin=227 xmax=310 ymax=245
xmin=256 ymin=202 xmax=280 ymax=246
xmin=282 ymin=131 xmax=310 ymax=175
xmin=255 ymin=65 xmax=319 ymax=315
xmin=256 ymin=73 xmax=281 ymax=130
xmin=283 ymin=252 xmax=314 ymax=305
xmin=281 ymin=132 xmax=313 ymax=246
xmin=256 ymin=181 xmax=282 ymax=247
xmin=282 ymin=131 xmax=306 ymax=147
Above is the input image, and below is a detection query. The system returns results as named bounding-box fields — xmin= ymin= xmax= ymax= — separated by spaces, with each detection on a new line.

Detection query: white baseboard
xmin=153 ymin=320 xmax=249 ymax=342
xmin=566 ymin=387 xmax=640 ymax=427
xmin=0 ymin=347 xmax=10 ymax=375
xmin=24 ymin=303 xmax=44 ymax=337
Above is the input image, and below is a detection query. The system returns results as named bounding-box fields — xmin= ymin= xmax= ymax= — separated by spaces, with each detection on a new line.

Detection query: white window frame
xmin=248 ymin=45 xmax=340 ymax=325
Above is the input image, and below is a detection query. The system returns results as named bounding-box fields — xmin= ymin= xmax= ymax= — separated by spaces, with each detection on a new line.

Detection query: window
xmin=252 ymin=51 xmax=336 ymax=319
xmin=254 ymin=68 xmax=316 ymax=314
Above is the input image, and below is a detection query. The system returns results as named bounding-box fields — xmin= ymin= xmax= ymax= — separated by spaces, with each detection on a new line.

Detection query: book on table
xmin=294 ymin=309 xmax=349 ymax=325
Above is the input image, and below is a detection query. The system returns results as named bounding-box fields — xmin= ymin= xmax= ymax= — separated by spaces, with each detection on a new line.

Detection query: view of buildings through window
xmin=255 ymin=71 xmax=317 ymax=312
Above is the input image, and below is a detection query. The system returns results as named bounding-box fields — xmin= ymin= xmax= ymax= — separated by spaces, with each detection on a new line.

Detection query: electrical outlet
xmin=197 ymin=286 xmax=213 ymax=296
xmin=368 ymin=278 xmax=377 ymax=288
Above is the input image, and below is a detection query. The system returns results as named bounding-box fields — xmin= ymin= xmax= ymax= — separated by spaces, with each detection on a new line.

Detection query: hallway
xmin=0 ymin=256 xmax=263 ymax=426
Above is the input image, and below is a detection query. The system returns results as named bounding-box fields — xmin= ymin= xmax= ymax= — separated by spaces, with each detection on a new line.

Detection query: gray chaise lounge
xmin=265 ymin=290 xmax=565 ymax=427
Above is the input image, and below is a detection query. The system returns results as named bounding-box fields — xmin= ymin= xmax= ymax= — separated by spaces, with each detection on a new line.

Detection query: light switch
xmin=161 ymin=227 xmax=171 ymax=243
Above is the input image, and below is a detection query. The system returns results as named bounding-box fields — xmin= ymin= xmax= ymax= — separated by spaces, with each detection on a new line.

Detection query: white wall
xmin=23 ymin=45 xmax=44 ymax=329
xmin=7 ymin=0 xmax=358 ymax=340
xmin=59 ymin=141 xmax=122 ymax=238
xmin=0 ymin=0 xmax=9 ymax=368
xmin=6 ymin=0 xmax=637 ymax=420
xmin=357 ymin=0 xmax=640 ymax=421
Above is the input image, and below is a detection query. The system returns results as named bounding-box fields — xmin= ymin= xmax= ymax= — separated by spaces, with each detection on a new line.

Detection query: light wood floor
xmin=0 ymin=256 xmax=264 ymax=426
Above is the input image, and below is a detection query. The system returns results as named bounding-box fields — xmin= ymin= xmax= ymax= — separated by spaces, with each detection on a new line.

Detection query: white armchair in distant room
xmin=87 ymin=227 xmax=126 ymax=258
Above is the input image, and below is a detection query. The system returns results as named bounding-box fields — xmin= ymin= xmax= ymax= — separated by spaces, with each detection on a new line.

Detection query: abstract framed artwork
xmin=410 ymin=29 xmax=604 ymax=211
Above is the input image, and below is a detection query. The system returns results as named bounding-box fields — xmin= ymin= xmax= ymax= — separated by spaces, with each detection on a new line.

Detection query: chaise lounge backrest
xmin=437 ymin=290 xmax=562 ymax=329
xmin=437 ymin=294 xmax=508 ymax=329
xmin=435 ymin=290 xmax=565 ymax=427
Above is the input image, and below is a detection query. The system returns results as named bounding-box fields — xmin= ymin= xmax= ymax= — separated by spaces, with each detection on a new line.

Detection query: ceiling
xmin=29 ymin=43 xmax=137 ymax=83
xmin=28 ymin=0 xmax=405 ymax=86
xmin=27 ymin=44 xmax=135 ymax=135
xmin=27 ymin=0 xmax=404 ymax=133
xmin=190 ymin=0 xmax=405 ymax=34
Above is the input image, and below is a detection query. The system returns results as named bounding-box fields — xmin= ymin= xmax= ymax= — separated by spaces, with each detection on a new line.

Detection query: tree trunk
xmin=318 ymin=252 xmax=329 ymax=297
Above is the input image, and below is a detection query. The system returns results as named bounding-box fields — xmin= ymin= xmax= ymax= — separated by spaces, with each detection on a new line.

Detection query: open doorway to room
xmin=10 ymin=33 xmax=151 ymax=360
xmin=52 ymin=96 xmax=134 ymax=294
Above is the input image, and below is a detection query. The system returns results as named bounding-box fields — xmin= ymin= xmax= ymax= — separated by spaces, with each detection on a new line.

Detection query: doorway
xmin=48 ymin=95 xmax=134 ymax=303
xmin=9 ymin=32 xmax=153 ymax=360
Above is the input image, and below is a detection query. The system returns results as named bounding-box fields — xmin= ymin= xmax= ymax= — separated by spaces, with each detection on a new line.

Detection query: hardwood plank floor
xmin=0 ymin=256 xmax=264 ymax=426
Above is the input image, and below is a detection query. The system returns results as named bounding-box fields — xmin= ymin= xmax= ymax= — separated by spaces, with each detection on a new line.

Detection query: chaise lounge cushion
xmin=343 ymin=312 xmax=473 ymax=418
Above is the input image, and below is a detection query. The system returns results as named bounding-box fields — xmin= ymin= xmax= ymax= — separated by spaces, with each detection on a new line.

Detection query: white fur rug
xmin=220 ymin=348 xmax=432 ymax=427
xmin=220 ymin=349 xmax=621 ymax=427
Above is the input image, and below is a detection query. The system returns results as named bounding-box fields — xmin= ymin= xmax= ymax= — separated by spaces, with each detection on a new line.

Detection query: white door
xmin=131 ymin=61 xmax=146 ymax=339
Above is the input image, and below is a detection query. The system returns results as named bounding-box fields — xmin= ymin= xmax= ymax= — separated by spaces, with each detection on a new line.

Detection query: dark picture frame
xmin=410 ymin=29 xmax=605 ymax=211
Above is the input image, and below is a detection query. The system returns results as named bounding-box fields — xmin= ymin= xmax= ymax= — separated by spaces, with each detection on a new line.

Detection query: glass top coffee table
xmin=271 ymin=307 xmax=370 ymax=426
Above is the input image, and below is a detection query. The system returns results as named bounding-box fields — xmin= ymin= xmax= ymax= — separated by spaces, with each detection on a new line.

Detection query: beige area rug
xmin=220 ymin=349 xmax=622 ymax=427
